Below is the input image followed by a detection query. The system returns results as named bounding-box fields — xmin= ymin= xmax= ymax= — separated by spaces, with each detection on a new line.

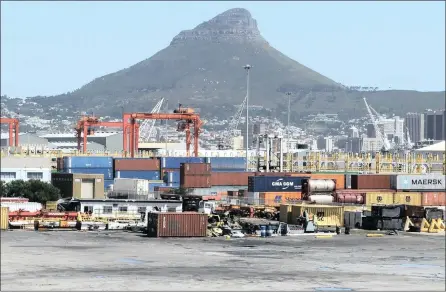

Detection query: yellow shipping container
xmin=1 ymin=207 xmax=9 ymax=230
xmin=364 ymin=192 xmax=394 ymax=205
xmin=393 ymin=192 xmax=422 ymax=206
xmin=343 ymin=205 xmax=367 ymax=212
xmin=45 ymin=201 xmax=58 ymax=210
xmin=279 ymin=204 xmax=292 ymax=223
xmin=290 ymin=205 xmax=344 ymax=227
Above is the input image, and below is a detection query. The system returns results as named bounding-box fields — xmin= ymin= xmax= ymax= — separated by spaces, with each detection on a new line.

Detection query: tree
xmin=3 ymin=180 xmax=60 ymax=204
xmin=0 ymin=180 xmax=8 ymax=197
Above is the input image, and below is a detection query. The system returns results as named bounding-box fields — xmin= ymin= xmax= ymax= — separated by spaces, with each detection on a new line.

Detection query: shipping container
xmin=421 ymin=192 xmax=446 ymax=206
xmin=113 ymin=178 xmax=149 ymax=194
xmin=56 ymin=157 xmax=64 ymax=171
xmin=248 ymin=176 xmax=309 ymax=192
xmin=45 ymin=201 xmax=58 ymax=210
xmin=309 ymin=173 xmax=346 ymax=190
xmin=63 ymin=156 xmax=113 ymax=169
xmin=391 ymin=174 xmax=446 ymax=191
xmin=211 ymin=172 xmax=255 ymax=186
xmin=161 ymin=157 xmax=205 ymax=169
xmin=162 ymin=171 xmax=180 ymax=184
xmin=148 ymin=181 xmax=166 ymax=192
xmin=308 ymin=195 xmax=334 ymax=204
xmin=64 ymin=167 xmax=113 ymax=180
xmin=180 ymin=163 xmax=211 ymax=175
xmin=279 ymin=204 xmax=293 ymax=223
xmin=0 ymin=202 xmax=42 ymax=212
xmin=302 ymin=179 xmax=336 ymax=194
xmin=364 ymin=191 xmax=394 ymax=205
xmin=115 ymin=170 xmax=160 ymax=180
xmin=290 ymin=205 xmax=344 ymax=226
xmin=206 ymin=157 xmax=247 ymax=170
xmin=114 ymin=158 xmax=160 ymax=171
xmin=181 ymin=175 xmax=211 ymax=188
xmin=261 ymin=172 xmax=296 ymax=177
xmin=212 ymin=168 xmax=246 ymax=172
xmin=146 ymin=212 xmax=207 ymax=237
xmin=335 ymin=193 xmax=364 ymax=204
xmin=0 ymin=206 xmax=9 ymax=230
xmin=351 ymin=174 xmax=394 ymax=189
xmin=260 ymin=192 xmax=302 ymax=206
xmin=393 ymin=192 xmax=421 ymax=206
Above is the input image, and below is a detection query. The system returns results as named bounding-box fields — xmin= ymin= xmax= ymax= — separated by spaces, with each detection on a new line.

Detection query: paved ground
xmin=1 ymin=230 xmax=445 ymax=291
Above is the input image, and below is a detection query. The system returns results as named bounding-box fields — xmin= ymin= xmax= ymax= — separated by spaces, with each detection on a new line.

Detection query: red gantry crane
xmin=0 ymin=117 xmax=20 ymax=147
xmin=124 ymin=105 xmax=203 ymax=158
xmin=74 ymin=115 xmax=139 ymax=153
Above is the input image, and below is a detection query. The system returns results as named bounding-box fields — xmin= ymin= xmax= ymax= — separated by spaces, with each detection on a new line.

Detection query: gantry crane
xmin=0 ymin=117 xmax=19 ymax=147
xmin=123 ymin=105 xmax=203 ymax=158
xmin=74 ymin=115 xmax=138 ymax=153
xmin=219 ymin=94 xmax=247 ymax=149
xmin=138 ymin=98 xmax=165 ymax=142
xmin=363 ymin=97 xmax=392 ymax=152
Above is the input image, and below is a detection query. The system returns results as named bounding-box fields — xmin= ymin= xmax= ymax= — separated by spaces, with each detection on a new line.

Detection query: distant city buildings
xmin=405 ymin=112 xmax=425 ymax=143
xmin=424 ymin=110 xmax=445 ymax=141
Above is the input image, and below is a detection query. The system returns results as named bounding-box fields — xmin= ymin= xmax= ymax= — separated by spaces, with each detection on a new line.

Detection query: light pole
xmin=244 ymin=64 xmax=251 ymax=171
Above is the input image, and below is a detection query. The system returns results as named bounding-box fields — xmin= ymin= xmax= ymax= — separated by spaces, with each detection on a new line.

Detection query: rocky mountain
xmin=3 ymin=8 xmax=445 ymax=126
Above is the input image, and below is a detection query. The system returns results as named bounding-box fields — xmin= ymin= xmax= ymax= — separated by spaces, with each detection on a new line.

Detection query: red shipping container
xmin=211 ymin=172 xmax=255 ymax=186
xmin=421 ymin=192 xmax=446 ymax=206
xmin=154 ymin=186 xmax=175 ymax=192
xmin=180 ymin=163 xmax=211 ymax=175
xmin=351 ymin=174 xmax=394 ymax=189
xmin=181 ymin=175 xmax=211 ymax=188
xmin=114 ymin=158 xmax=160 ymax=171
xmin=146 ymin=212 xmax=208 ymax=237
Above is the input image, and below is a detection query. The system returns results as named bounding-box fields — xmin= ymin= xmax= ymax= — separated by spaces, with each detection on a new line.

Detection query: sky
xmin=1 ymin=1 xmax=445 ymax=98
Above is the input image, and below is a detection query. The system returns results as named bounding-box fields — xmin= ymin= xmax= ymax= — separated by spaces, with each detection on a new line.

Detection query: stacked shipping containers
xmin=63 ymin=157 xmax=113 ymax=182
xmin=205 ymin=157 xmax=246 ymax=172
xmin=114 ymin=158 xmax=160 ymax=181
xmin=180 ymin=163 xmax=211 ymax=188
xmin=160 ymin=157 xmax=205 ymax=189
xmin=391 ymin=174 xmax=445 ymax=207
xmin=247 ymin=176 xmax=309 ymax=205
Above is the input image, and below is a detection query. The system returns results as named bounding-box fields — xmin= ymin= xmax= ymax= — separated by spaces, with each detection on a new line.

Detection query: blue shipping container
xmin=161 ymin=171 xmax=180 ymax=183
xmin=248 ymin=176 xmax=310 ymax=192
xmin=160 ymin=157 xmax=205 ymax=169
xmin=148 ymin=181 xmax=166 ymax=192
xmin=104 ymin=179 xmax=114 ymax=190
xmin=115 ymin=170 xmax=160 ymax=180
xmin=165 ymin=183 xmax=180 ymax=188
xmin=64 ymin=167 xmax=113 ymax=180
xmin=206 ymin=157 xmax=247 ymax=170
xmin=63 ymin=156 xmax=113 ymax=169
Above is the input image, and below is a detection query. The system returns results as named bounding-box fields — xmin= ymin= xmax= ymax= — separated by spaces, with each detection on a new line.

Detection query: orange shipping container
xmin=309 ymin=173 xmax=346 ymax=190
xmin=260 ymin=192 xmax=302 ymax=206
xmin=421 ymin=192 xmax=446 ymax=206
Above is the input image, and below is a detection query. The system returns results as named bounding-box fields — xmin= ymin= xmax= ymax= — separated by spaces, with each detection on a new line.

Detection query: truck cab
xmin=198 ymin=200 xmax=217 ymax=215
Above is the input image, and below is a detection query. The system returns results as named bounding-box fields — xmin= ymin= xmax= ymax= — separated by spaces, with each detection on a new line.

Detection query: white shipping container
xmin=113 ymin=178 xmax=149 ymax=194
xmin=1 ymin=202 xmax=43 ymax=212
xmin=391 ymin=174 xmax=446 ymax=191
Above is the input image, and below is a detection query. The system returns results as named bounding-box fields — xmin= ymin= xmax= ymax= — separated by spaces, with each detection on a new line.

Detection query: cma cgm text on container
xmin=391 ymin=174 xmax=446 ymax=191
xmin=248 ymin=176 xmax=310 ymax=192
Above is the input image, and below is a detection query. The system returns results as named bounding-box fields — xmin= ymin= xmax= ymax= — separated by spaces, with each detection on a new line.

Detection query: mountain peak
xmin=170 ymin=8 xmax=264 ymax=45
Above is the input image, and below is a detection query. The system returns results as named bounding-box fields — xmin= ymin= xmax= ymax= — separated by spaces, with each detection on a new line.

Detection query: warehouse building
xmin=0 ymin=157 xmax=52 ymax=183
xmin=39 ymin=132 xmax=123 ymax=152
xmin=0 ymin=133 xmax=49 ymax=148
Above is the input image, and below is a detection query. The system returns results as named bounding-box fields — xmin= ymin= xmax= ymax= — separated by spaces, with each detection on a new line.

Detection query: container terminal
xmin=1 ymin=110 xmax=445 ymax=290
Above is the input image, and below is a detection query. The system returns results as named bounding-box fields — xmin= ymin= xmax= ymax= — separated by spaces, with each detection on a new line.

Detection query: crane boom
xmin=219 ymin=94 xmax=247 ymax=149
xmin=363 ymin=97 xmax=391 ymax=151
xmin=139 ymin=98 xmax=164 ymax=142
